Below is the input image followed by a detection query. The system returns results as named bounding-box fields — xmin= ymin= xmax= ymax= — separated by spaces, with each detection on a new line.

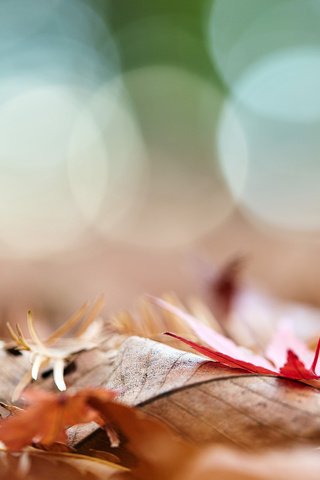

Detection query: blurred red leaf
xmin=194 ymin=257 xmax=320 ymax=352
xmin=203 ymin=256 xmax=243 ymax=321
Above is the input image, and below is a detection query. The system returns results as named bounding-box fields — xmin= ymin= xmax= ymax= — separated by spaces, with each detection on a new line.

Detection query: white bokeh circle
xmin=218 ymin=98 xmax=320 ymax=231
xmin=0 ymin=85 xmax=95 ymax=257
xmin=233 ymin=47 xmax=320 ymax=122
xmin=67 ymin=79 xmax=147 ymax=235
xmin=91 ymin=65 xmax=236 ymax=249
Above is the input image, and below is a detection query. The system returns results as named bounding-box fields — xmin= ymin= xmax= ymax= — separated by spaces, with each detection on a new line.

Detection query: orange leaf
xmin=0 ymin=388 xmax=116 ymax=450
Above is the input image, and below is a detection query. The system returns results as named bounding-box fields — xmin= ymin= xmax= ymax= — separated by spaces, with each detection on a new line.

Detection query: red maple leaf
xmin=155 ymin=298 xmax=320 ymax=381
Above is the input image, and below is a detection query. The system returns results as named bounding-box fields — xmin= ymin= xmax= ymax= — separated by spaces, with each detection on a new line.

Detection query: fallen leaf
xmin=198 ymin=257 xmax=320 ymax=349
xmin=3 ymin=301 xmax=320 ymax=453
xmin=82 ymin=397 xmax=195 ymax=480
xmin=71 ymin=394 xmax=320 ymax=480
xmin=45 ymin=336 xmax=320 ymax=452
xmin=0 ymin=449 xmax=126 ymax=480
xmin=199 ymin=256 xmax=244 ymax=322
xmin=155 ymin=298 xmax=320 ymax=381
xmin=0 ymin=338 xmax=320 ymax=480
xmin=0 ymin=388 xmax=116 ymax=450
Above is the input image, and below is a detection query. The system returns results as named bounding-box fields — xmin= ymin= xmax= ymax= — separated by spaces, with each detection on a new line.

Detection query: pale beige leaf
xmin=45 ymin=336 xmax=320 ymax=452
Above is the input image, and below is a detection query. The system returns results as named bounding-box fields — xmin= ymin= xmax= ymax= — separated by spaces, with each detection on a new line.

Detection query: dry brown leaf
xmin=81 ymin=399 xmax=195 ymax=479
xmin=2 ymin=330 xmax=320 ymax=452
xmin=0 ymin=449 xmax=126 ymax=480
xmin=0 ymin=388 xmax=116 ymax=450
xmin=8 ymin=386 xmax=315 ymax=480
xmin=39 ymin=336 xmax=320 ymax=452
xmin=71 ymin=396 xmax=320 ymax=480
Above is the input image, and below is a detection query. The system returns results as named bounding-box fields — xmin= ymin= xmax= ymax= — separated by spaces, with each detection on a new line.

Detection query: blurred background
xmin=1 ymin=0 xmax=320 ymax=325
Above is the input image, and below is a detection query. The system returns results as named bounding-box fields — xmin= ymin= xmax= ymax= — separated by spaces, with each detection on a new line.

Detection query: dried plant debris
xmin=2 ymin=268 xmax=320 ymax=479
xmin=6 ymin=297 xmax=105 ymax=400
xmin=111 ymin=293 xmax=222 ymax=352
